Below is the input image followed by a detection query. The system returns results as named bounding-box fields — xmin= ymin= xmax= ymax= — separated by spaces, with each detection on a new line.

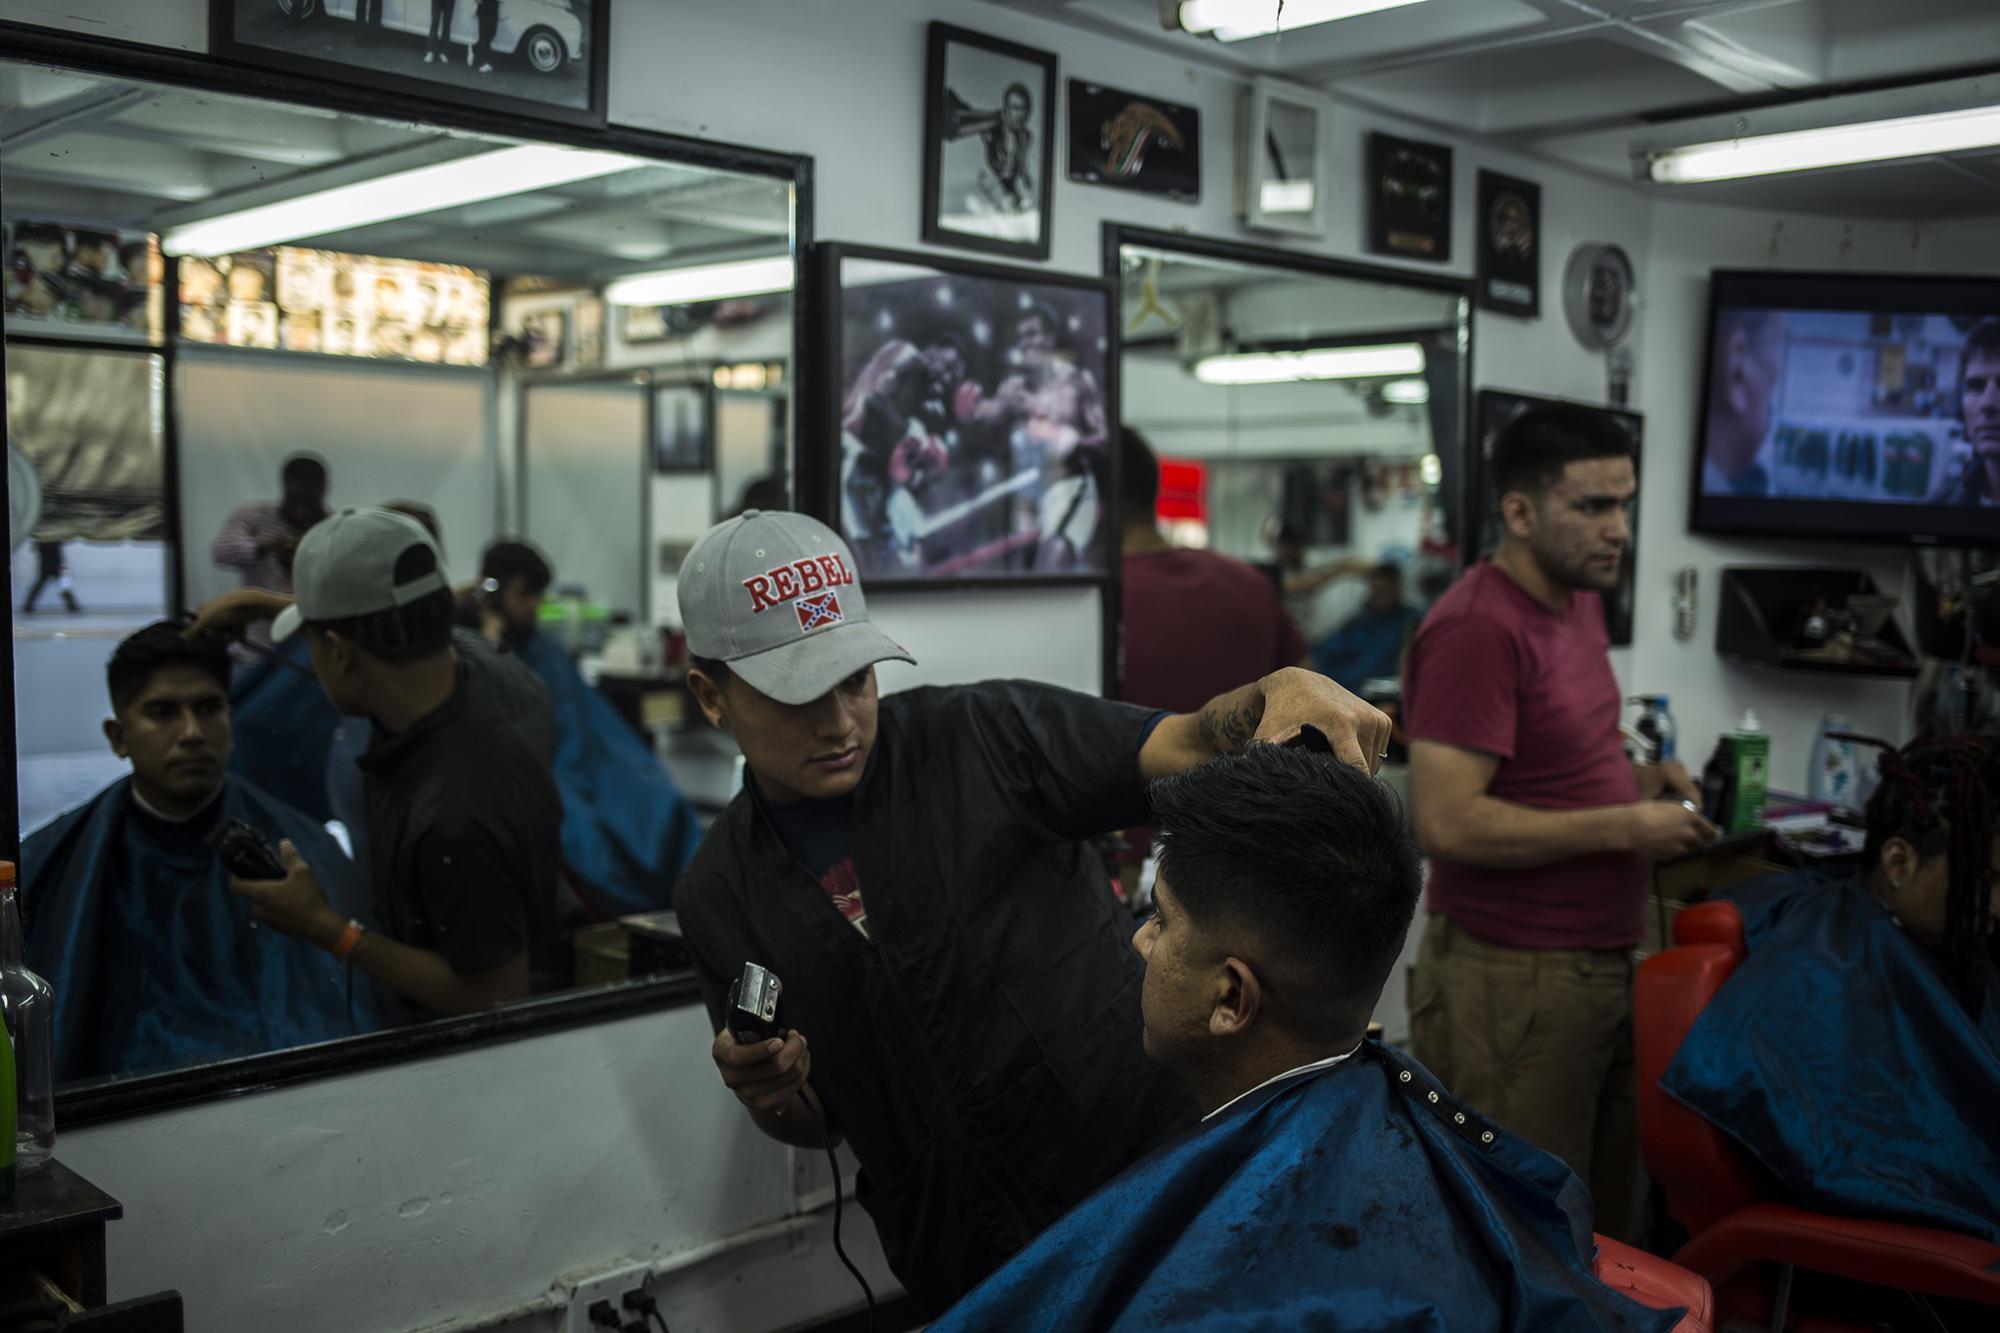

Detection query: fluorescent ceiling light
xmin=1382 ymin=378 xmax=1430 ymax=405
xmin=1179 ymin=0 xmax=1427 ymax=43
xmin=605 ymin=257 xmax=794 ymax=307
xmin=162 ymin=144 xmax=648 ymax=256
xmin=1194 ymin=344 xmax=1427 ymax=386
xmin=1647 ymin=103 xmax=2000 ymax=184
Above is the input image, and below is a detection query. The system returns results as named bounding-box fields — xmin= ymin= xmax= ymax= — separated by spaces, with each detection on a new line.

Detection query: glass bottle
xmin=0 ymin=863 xmax=55 ymax=1173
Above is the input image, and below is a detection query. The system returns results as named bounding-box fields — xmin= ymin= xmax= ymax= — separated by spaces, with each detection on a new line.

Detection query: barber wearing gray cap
xmin=189 ymin=508 xmax=561 ymax=1016
xmin=673 ymin=509 xmax=1391 ymax=1317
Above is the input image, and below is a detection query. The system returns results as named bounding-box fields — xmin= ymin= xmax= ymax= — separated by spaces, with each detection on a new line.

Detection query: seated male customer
xmin=463 ymin=539 xmax=702 ymax=915
xmin=675 ymin=509 xmax=1392 ymax=1316
xmin=1309 ymin=562 xmax=1423 ymax=686
xmin=21 ymin=622 xmax=369 ymax=1082
xmin=1663 ymin=731 xmax=2000 ymax=1244
xmin=932 ymin=739 xmax=1683 ymax=1331
xmin=188 ymin=509 xmax=562 ymax=1015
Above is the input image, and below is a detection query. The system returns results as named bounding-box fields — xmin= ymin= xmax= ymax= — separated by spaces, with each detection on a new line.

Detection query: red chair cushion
xmin=1593 ymin=1234 xmax=1714 ymax=1333
xmin=1672 ymin=900 xmax=1746 ymax=954
xmin=1674 ymin=1202 xmax=2000 ymax=1307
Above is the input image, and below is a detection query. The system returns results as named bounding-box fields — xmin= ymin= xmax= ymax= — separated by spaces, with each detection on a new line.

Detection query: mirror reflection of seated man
xmin=20 ymin=623 xmax=372 ymax=1083
xmin=458 ymin=540 xmax=702 ymax=917
xmin=1309 ymin=562 xmax=1423 ymax=687
xmin=190 ymin=509 xmax=562 ymax=1017
xmin=932 ymin=740 xmax=1685 ymax=1332
xmin=1932 ymin=319 xmax=2000 ymax=508
xmin=1662 ymin=731 xmax=2000 ymax=1244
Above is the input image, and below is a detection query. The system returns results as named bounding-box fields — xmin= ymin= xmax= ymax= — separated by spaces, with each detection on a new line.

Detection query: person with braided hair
xmin=1662 ymin=732 xmax=2000 ymax=1245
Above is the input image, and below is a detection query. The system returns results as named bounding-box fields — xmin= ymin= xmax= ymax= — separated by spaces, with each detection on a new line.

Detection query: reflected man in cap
xmin=189 ymin=508 xmax=562 ymax=1017
xmin=672 ymin=508 xmax=1392 ymax=1316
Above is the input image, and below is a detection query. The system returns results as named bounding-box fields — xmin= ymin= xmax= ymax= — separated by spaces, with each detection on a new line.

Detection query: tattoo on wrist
xmin=1198 ymin=689 xmax=1265 ymax=754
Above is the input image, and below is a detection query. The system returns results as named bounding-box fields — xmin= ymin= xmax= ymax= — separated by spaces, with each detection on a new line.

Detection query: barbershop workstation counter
xmin=0 ymin=1160 xmax=182 ymax=1328
xmin=1642 ymin=798 xmax=1866 ymax=955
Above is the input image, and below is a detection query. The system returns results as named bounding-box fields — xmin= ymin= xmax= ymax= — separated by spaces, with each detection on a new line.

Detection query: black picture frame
xmin=812 ymin=241 xmax=1115 ymax=590
xmin=210 ymin=0 xmax=611 ymax=131
xmin=1471 ymin=389 xmax=1643 ymax=646
xmin=921 ymin=23 xmax=1058 ymax=262
xmin=1065 ymin=79 xmax=1199 ymax=203
xmin=1476 ymin=170 xmax=1540 ymax=319
xmin=1368 ymin=132 xmax=1453 ymax=264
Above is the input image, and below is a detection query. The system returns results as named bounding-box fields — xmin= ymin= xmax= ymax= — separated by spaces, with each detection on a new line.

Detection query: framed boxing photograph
xmin=812 ymin=243 xmax=1116 ymax=588
xmin=922 ymin=23 xmax=1059 ymax=262
xmin=1471 ymin=390 xmax=1643 ymax=646
xmin=1476 ymin=170 xmax=1541 ymax=319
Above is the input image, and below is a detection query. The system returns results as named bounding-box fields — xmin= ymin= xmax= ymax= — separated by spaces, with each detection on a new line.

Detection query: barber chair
xmin=1634 ymin=901 xmax=2000 ymax=1331
xmin=1593 ymin=1233 xmax=1714 ymax=1333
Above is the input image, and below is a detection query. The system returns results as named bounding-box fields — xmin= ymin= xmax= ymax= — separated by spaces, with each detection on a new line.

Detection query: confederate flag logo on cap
xmin=796 ymin=592 xmax=844 ymax=632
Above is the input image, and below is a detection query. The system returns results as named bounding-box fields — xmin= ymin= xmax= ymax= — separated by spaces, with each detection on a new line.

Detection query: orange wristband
xmin=332 ymin=918 xmax=365 ymax=962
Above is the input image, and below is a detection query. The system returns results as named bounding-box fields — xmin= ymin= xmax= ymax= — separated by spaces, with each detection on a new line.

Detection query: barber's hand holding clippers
xmin=713 ymin=963 xmax=814 ymax=1116
xmin=1627 ymin=800 xmax=1718 ymax=861
xmin=228 ymin=839 xmax=343 ymax=945
xmin=1254 ymin=667 xmax=1395 ymax=775
xmin=184 ymin=587 xmax=293 ymax=640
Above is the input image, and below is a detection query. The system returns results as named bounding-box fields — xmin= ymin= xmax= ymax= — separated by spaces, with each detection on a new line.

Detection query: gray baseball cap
xmin=678 ymin=510 xmax=913 ymax=706
xmin=272 ymin=507 xmax=449 ymax=642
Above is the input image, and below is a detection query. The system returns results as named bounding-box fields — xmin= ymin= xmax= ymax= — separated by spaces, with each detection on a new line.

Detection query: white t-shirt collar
xmin=1201 ymin=1043 xmax=1364 ymax=1122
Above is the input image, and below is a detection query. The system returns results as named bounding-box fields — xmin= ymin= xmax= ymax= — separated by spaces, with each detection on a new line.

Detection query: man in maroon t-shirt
xmin=1403 ymin=403 xmax=1713 ymax=1242
xmin=1118 ymin=427 xmax=1307 ymax=714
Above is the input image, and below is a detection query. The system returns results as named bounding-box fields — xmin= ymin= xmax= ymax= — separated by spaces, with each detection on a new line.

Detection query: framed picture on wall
xmin=653 ymin=381 xmax=711 ymax=473
xmin=816 ymin=243 xmax=1114 ymax=587
xmin=1476 ymin=170 xmax=1541 ymax=318
xmin=1237 ymin=77 xmax=1331 ymax=237
xmin=1066 ymin=80 xmax=1199 ymax=203
xmin=1368 ymin=132 xmax=1453 ymax=263
xmin=922 ymin=23 xmax=1058 ymax=261
xmin=1471 ymin=389 xmax=1643 ymax=646
xmin=211 ymin=0 xmax=611 ymax=129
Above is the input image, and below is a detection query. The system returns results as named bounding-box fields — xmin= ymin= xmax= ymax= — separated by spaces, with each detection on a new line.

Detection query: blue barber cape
xmin=1662 ymin=871 xmax=2000 ymax=1245
xmin=512 ymin=631 xmax=702 ymax=916
xmin=930 ymin=1041 xmax=1680 ymax=1332
xmin=228 ymin=636 xmax=344 ymax=823
xmin=20 ymin=776 xmax=376 ymax=1083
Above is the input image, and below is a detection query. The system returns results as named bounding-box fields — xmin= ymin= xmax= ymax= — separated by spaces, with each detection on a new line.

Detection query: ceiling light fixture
xmin=161 ymin=144 xmax=649 ymax=257
xmin=1193 ymin=344 xmax=1427 ymax=386
xmin=1381 ymin=378 xmax=1430 ymax=405
xmin=604 ymin=256 xmax=794 ymax=307
xmin=1177 ymin=0 xmax=1427 ymax=43
xmin=1646 ymin=103 xmax=2000 ymax=184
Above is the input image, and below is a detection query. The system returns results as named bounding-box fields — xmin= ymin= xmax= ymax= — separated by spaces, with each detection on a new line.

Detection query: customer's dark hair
xmin=107 ymin=620 xmax=234 ymax=715
xmin=1846 ymin=730 xmax=1998 ymax=1014
xmin=481 ymin=540 xmax=554 ymax=594
xmin=308 ymin=542 xmax=454 ymax=664
xmin=1962 ymin=319 xmax=2000 ymax=374
xmin=1149 ymin=742 xmax=1423 ymax=1021
xmin=1119 ymin=425 xmax=1159 ymax=514
xmin=1488 ymin=402 xmax=1635 ymax=499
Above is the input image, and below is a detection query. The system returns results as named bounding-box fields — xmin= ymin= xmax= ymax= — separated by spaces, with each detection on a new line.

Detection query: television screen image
xmin=827 ymin=248 xmax=1113 ymax=584
xmin=1693 ymin=270 xmax=2000 ymax=548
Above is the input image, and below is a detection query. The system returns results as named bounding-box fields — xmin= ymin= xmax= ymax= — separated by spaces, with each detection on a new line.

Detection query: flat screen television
xmin=1691 ymin=270 xmax=2000 ymax=548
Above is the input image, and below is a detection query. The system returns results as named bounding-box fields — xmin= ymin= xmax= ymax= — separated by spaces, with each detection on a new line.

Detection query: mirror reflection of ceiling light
xmin=1382 ymin=378 xmax=1430 ymax=405
xmin=1646 ymin=104 xmax=2000 ymax=183
xmin=604 ymin=256 xmax=794 ymax=307
xmin=1420 ymin=453 xmax=1443 ymax=487
xmin=162 ymin=145 xmax=649 ymax=257
xmin=1194 ymin=344 xmax=1426 ymax=386
xmin=1178 ymin=0 xmax=1427 ymax=43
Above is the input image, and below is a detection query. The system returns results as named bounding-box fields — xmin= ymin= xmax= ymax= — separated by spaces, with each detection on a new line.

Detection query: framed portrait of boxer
xmin=922 ymin=23 xmax=1059 ymax=262
xmin=815 ymin=243 xmax=1115 ymax=587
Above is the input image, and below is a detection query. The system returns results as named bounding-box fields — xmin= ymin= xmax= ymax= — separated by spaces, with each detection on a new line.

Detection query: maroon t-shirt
xmin=1121 ymin=549 xmax=1306 ymax=713
xmin=1403 ymin=562 xmax=1645 ymax=950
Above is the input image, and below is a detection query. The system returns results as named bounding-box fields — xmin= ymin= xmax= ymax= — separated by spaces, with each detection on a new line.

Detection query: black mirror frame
xmin=0 ymin=18 xmax=811 ymax=1129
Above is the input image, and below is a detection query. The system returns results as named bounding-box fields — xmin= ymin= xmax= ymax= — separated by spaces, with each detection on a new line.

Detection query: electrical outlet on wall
xmin=561 ymin=1259 xmax=655 ymax=1333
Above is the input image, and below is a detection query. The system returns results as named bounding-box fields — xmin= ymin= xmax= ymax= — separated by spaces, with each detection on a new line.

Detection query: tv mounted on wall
xmin=1691 ymin=269 xmax=2000 ymax=548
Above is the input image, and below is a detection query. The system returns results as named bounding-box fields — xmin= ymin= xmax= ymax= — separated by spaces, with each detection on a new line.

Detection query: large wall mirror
xmin=1107 ymin=226 xmax=1469 ymax=705
xmin=3 ymin=47 xmax=804 ymax=1115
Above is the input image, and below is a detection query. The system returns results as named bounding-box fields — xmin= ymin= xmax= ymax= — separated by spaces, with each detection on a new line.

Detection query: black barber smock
xmin=675 ymin=680 xmax=1201 ymax=1315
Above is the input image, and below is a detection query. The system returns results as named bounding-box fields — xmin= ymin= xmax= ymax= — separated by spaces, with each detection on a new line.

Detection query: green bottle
xmin=1728 ymin=709 xmax=1770 ymax=835
xmin=1 ymin=1000 xmax=15 ymax=1201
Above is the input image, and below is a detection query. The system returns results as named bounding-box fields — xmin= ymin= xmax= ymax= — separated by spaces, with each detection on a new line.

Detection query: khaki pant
xmin=1407 ymin=914 xmax=1640 ymax=1242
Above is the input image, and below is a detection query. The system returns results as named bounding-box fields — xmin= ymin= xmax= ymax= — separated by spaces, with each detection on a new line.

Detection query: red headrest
xmin=1673 ymin=900 xmax=1746 ymax=957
